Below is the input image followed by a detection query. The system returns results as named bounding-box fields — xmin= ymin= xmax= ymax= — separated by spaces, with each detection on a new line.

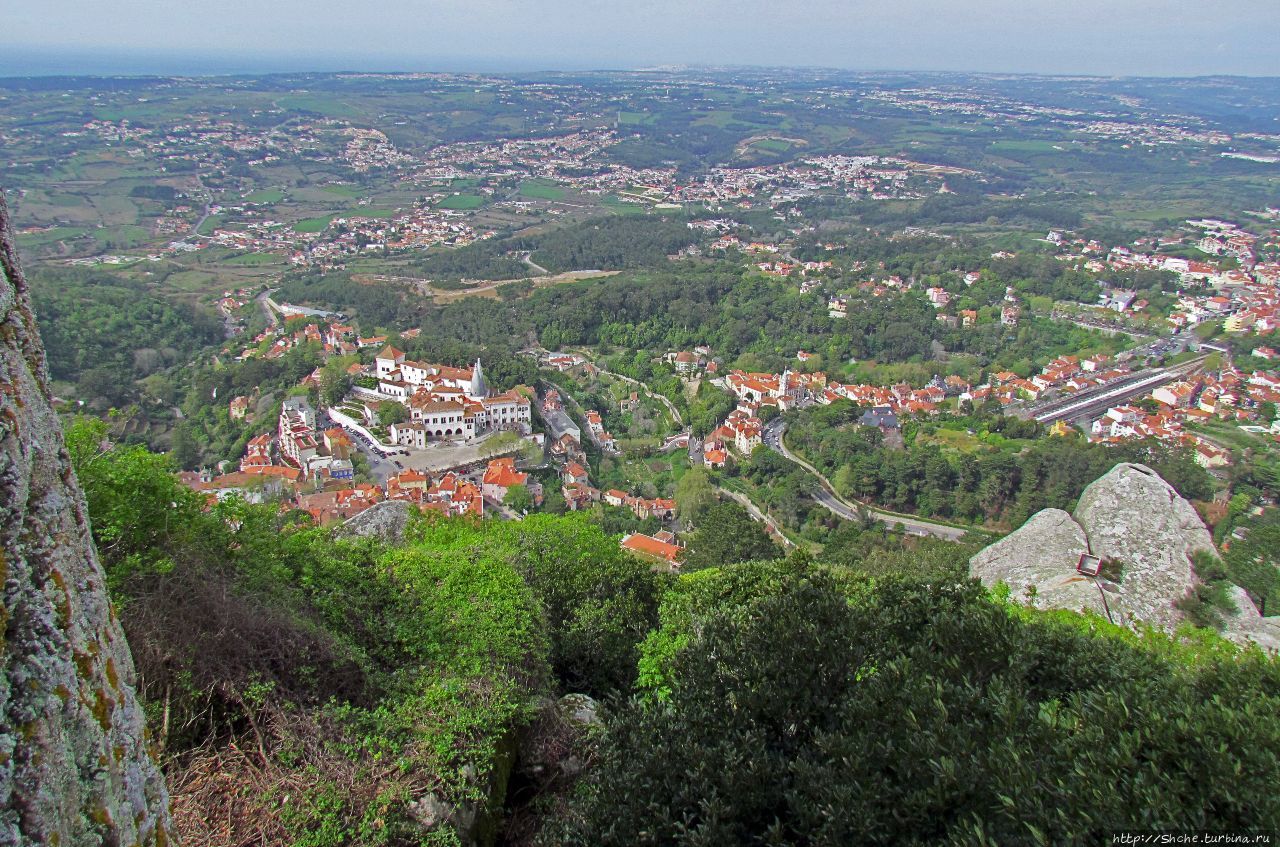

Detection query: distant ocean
xmin=0 ymin=47 xmax=620 ymax=78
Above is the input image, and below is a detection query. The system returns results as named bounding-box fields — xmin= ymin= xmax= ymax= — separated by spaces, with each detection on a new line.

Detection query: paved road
xmin=318 ymin=410 xmax=395 ymax=483
xmin=717 ymin=487 xmax=795 ymax=549
xmin=520 ymin=251 xmax=550 ymax=276
xmin=256 ymin=288 xmax=280 ymax=327
xmin=762 ymin=420 xmax=968 ymax=541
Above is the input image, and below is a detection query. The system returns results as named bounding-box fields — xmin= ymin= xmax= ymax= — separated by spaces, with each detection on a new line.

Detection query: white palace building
xmin=372 ymin=346 xmax=532 ymax=448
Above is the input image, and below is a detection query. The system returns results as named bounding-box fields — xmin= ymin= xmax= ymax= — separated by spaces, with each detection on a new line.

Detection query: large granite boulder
xmin=970 ymin=462 xmax=1272 ymax=646
xmin=1222 ymin=585 xmax=1280 ymax=653
xmin=338 ymin=499 xmax=414 ymax=543
xmin=968 ymin=509 xmax=1102 ymax=616
xmin=1073 ymin=462 xmax=1210 ymax=630
xmin=0 ymin=191 xmax=172 ymax=843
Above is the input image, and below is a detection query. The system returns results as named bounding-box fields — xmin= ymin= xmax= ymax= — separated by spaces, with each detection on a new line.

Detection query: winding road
xmin=762 ymin=420 xmax=968 ymax=541
xmin=520 ymin=251 xmax=550 ymax=276
xmin=717 ymin=487 xmax=796 ymax=549
xmin=256 ymin=288 xmax=280 ymax=327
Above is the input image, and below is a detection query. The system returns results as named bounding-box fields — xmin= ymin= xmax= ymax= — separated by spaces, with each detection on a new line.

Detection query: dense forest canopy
xmin=31 ymin=267 xmax=222 ymax=404
xmin=551 ymin=560 xmax=1280 ymax=845
xmin=784 ymin=402 xmax=1214 ymax=526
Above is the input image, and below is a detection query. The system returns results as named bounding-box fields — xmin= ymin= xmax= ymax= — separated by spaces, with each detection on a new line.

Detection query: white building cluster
xmin=372 ymin=346 xmax=531 ymax=447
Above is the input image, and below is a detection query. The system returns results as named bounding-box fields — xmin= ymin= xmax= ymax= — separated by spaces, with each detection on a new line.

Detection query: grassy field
xmin=438 ymin=194 xmax=485 ymax=210
xmin=243 ymin=188 xmax=286 ymax=204
xmin=599 ymin=195 xmax=655 ymax=216
xmin=350 ymin=208 xmax=398 ymax=219
xmin=750 ymin=138 xmax=793 ymax=153
xmin=293 ymin=216 xmax=335 ymax=233
xmin=321 ymin=184 xmax=363 ymax=197
xmin=15 ymin=226 xmax=91 ymax=249
xmin=519 ymin=180 xmax=566 ymax=201
xmin=93 ymin=225 xmax=152 ymax=249
xmin=274 ymin=94 xmax=361 ymax=119
xmin=990 ymin=140 xmax=1071 ymax=153
xmin=90 ymin=195 xmax=140 ymax=224
xmin=197 ymin=215 xmax=226 ymax=235
xmin=224 ymin=252 xmax=285 ymax=266
xmin=162 ymin=269 xmax=222 ymax=295
xmin=1190 ymin=420 xmax=1275 ymax=453
xmin=917 ymin=425 xmax=1034 ymax=455
xmin=616 ymin=111 xmax=656 ymax=127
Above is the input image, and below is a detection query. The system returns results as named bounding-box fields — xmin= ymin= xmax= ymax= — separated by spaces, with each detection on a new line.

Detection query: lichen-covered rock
xmin=1073 ymin=462 xmax=1211 ymax=630
xmin=0 ymin=191 xmax=172 ymax=845
xmin=337 ymin=499 xmax=413 ymax=543
xmin=1221 ymin=585 xmax=1280 ymax=653
xmin=970 ymin=462 xmax=1242 ymax=640
xmin=516 ymin=693 xmax=603 ymax=784
xmin=557 ymin=693 xmax=603 ymax=730
xmin=968 ymin=508 xmax=1101 ymax=616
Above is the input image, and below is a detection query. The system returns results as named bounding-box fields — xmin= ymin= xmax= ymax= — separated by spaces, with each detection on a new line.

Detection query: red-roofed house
xmin=483 ymin=457 xmax=539 ymax=504
xmin=620 ymin=532 xmax=682 ymax=564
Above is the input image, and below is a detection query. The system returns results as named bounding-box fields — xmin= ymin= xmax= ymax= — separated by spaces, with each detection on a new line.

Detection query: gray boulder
xmin=1073 ymin=462 xmax=1210 ymax=630
xmin=969 ymin=463 xmax=1267 ymax=646
xmin=338 ymin=499 xmax=414 ymax=543
xmin=1222 ymin=585 xmax=1280 ymax=653
xmin=968 ymin=509 xmax=1101 ymax=616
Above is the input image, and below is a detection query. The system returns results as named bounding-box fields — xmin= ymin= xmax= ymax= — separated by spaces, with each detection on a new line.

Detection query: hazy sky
xmin=2 ymin=0 xmax=1278 ymax=77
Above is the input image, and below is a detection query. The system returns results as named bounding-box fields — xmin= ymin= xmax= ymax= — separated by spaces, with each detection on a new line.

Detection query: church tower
xmin=470 ymin=358 xmax=489 ymax=398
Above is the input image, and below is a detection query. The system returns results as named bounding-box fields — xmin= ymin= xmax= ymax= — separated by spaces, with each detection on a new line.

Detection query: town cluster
xmin=365 ymin=345 xmax=531 ymax=447
xmin=1050 ymin=219 xmax=1280 ymax=335
xmin=185 ymin=377 xmax=535 ymax=525
xmin=1090 ymin=361 xmax=1280 ymax=468
xmin=864 ymin=86 xmax=1279 ymax=152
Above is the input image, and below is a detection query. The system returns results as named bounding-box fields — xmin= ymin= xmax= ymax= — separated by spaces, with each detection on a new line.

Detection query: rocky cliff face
xmin=1072 ymin=462 xmax=1209 ymax=630
xmin=971 ymin=462 xmax=1277 ymax=649
xmin=968 ymin=508 xmax=1100 ymax=615
xmin=0 ymin=192 xmax=172 ymax=844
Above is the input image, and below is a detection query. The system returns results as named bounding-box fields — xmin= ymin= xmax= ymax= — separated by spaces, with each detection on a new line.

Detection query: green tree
xmin=1226 ymin=516 xmax=1280 ymax=616
xmin=681 ymin=501 xmax=780 ymax=571
xmin=551 ymin=564 xmax=1280 ymax=845
xmin=376 ymin=400 xmax=407 ymax=426
xmin=65 ymin=416 xmax=207 ymax=586
xmin=506 ymin=515 xmax=663 ymax=695
xmin=505 ymin=483 xmax=534 ymax=514
xmin=170 ymin=422 xmax=201 ymax=471
xmin=674 ymin=467 xmax=717 ymax=529
xmin=320 ymin=367 xmax=352 ymax=407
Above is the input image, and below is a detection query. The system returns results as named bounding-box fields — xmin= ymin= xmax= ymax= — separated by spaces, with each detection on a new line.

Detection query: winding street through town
xmin=762 ymin=419 xmax=969 ymax=541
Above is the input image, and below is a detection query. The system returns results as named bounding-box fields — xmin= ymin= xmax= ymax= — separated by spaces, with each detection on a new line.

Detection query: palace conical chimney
xmin=470 ymin=357 xmax=489 ymax=398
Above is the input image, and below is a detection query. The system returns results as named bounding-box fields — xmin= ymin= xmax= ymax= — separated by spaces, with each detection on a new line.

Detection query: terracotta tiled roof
xmin=621 ymin=533 xmax=682 ymax=563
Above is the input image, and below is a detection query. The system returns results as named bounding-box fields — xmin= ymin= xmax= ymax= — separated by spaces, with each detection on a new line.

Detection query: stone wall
xmin=0 ymin=191 xmax=173 ymax=844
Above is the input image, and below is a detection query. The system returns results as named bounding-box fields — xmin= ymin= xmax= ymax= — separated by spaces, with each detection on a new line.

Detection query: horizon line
xmin=2 ymin=55 xmax=1279 ymax=83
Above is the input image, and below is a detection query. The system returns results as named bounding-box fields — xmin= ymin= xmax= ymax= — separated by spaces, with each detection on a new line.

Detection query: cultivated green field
xmin=293 ymin=216 xmax=335 ymax=233
xmin=520 ymin=180 xmax=566 ymax=201
xmin=243 ymin=188 xmax=287 ymax=204
xmin=438 ymin=194 xmax=485 ymax=210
